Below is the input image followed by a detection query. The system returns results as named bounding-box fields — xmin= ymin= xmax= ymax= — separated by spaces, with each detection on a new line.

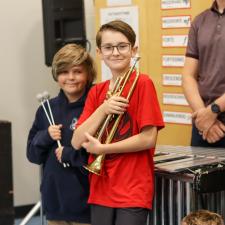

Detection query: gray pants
xmin=91 ymin=205 xmax=149 ymax=225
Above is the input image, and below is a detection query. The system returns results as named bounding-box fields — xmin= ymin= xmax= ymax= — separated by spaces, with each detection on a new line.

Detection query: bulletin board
xmin=93 ymin=0 xmax=212 ymax=146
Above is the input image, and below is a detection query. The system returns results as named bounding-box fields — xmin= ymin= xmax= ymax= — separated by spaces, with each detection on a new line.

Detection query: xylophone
xmin=150 ymin=145 xmax=225 ymax=225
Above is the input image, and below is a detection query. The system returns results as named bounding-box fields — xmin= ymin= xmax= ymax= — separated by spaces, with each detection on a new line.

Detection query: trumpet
xmin=84 ymin=57 xmax=140 ymax=175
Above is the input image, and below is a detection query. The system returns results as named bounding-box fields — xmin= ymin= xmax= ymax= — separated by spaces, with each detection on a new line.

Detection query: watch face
xmin=211 ymin=103 xmax=220 ymax=114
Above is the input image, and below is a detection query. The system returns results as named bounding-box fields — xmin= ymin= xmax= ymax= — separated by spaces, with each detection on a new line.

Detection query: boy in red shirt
xmin=72 ymin=20 xmax=164 ymax=225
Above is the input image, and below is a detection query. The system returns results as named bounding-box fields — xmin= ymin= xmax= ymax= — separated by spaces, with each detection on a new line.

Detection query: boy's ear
xmin=131 ymin=46 xmax=138 ymax=57
xmin=96 ymin=48 xmax=103 ymax=59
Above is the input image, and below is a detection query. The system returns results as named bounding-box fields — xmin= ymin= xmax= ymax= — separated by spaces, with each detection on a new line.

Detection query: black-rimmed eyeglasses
xmin=100 ymin=43 xmax=131 ymax=56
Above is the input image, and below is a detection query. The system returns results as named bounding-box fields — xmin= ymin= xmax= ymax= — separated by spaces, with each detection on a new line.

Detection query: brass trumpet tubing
xmin=105 ymin=70 xmax=140 ymax=144
xmin=97 ymin=76 xmax=122 ymax=140
xmin=126 ymin=70 xmax=140 ymax=100
xmin=97 ymin=114 xmax=113 ymax=140
xmin=117 ymin=57 xmax=140 ymax=96
xmin=112 ymin=76 xmax=123 ymax=95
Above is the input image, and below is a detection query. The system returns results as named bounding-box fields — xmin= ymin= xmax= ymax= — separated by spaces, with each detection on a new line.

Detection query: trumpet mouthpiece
xmin=135 ymin=56 xmax=141 ymax=61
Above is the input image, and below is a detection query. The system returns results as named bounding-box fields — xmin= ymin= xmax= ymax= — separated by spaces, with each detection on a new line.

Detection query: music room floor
xmin=15 ymin=216 xmax=45 ymax=225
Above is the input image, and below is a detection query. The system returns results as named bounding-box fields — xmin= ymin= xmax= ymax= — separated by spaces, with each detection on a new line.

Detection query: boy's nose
xmin=112 ymin=46 xmax=120 ymax=55
xmin=68 ymin=72 xmax=75 ymax=79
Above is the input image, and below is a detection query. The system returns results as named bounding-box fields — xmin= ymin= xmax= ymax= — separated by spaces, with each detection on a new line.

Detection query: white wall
xmin=0 ymin=0 xmax=95 ymax=206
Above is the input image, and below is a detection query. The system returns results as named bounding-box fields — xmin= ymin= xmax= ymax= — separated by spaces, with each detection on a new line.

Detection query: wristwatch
xmin=211 ymin=102 xmax=221 ymax=114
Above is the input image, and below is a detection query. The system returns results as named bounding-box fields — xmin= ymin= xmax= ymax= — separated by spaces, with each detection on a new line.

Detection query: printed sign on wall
xmin=163 ymin=111 xmax=192 ymax=124
xmin=162 ymin=55 xmax=185 ymax=67
xmin=162 ymin=35 xmax=188 ymax=47
xmin=162 ymin=16 xmax=191 ymax=28
xmin=162 ymin=74 xmax=182 ymax=86
xmin=161 ymin=0 xmax=191 ymax=9
xmin=107 ymin=0 xmax=132 ymax=6
xmin=163 ymin=93 xmax=189 ymax=106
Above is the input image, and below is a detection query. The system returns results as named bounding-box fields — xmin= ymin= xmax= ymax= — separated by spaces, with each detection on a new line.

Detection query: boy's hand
xmin=82 ymin=132 xmax=104 ymax=155
xmin=48 ymin=124 xmax=63 ymax=141
xmin=55 ymin=146 xmax=64 ymax=163
xmin=103 ymin=96 xmax=129 ymax=115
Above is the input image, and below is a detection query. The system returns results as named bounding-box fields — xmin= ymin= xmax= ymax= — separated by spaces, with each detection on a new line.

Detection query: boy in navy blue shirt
xmin=27 ymin=44 xmax=96 ymax=225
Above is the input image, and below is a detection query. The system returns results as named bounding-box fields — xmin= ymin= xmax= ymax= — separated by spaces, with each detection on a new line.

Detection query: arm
xmin=27 ymin=125 xmax=55 ymax=165
xmin=72 ymin=95 xmax=129 ymax=149
xmin=82 ymin=126 xmax=157 ymax=154
xmin=27 ymin=108 xmax=61 ymax=165
xmin=183 ymin=57 xmax=225 ymax=139
xmin=182 ymin=57 xmax=217 ymax=132
xmin=182 ymin=57 xmax=204 ymax=111
xmin=55 ymin=146 xmax=89 ymax=167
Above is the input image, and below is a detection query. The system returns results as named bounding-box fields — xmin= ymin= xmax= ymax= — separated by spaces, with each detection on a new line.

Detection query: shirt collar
xmin=211 ymin=1 xmax=225 ymax=15
xmin=58 ymin=87 xmax=89 ymax=108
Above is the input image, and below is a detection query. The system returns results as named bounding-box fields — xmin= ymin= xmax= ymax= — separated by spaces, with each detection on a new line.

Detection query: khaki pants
xmin=48 ymin=220 xmax=90 ymax=225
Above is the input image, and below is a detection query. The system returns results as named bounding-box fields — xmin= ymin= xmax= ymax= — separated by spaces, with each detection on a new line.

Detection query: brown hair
xmin=182 ymin=210 xmax=224 ymax=225
xmin=52 ymin=43 xmax=96 ymax=87
xmin=96 ymin=20 xmax=136 ymax=48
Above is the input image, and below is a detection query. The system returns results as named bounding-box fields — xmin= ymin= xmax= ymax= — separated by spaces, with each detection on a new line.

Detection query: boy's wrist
xmin=100 ymin=101 xmax=108 ymax=116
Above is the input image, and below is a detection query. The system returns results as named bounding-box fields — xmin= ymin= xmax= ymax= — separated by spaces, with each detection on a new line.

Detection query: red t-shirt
xmin=77 ymin=72 xmax=164 ymax=209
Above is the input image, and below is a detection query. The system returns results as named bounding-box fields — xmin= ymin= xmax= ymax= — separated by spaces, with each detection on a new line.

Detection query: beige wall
xmin=0 ymin=0 xmax=95 ymax=206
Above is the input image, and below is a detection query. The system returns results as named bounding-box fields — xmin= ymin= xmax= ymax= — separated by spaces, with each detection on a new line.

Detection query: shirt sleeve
xmin=61 ymin=147 xmax=89 ymax=167
xmin=186 ymin=18 xmax=199 ymax=59
xmin=137 ymin=76 xmax=164 ymax=131
xmin=76 ymin=85 xmax=97 ymax=127
xmin=26 ymin=108 xmax=55 ymax=165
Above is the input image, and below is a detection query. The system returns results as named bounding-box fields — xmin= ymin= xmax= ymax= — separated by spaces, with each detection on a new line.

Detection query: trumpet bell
xmin=83 ymin=154 xmax=105 ymax=176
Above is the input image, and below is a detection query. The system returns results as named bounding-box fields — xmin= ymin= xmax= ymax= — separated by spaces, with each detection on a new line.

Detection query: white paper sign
xmin=163 ymin=111 xmax=192 ymax=124
xmin=162 ymin=74 xmax=182 ymax=86
xmin=100 ymin=6 xmax=139 ymax=81
xmin=162 ymin=16 xmax=191 ymax=29
xmin=161 ymin=0 xmax=191 ymax=9
xmin=100 ymin=6 xmax=139 ymax=34
xmin=162 ymin=35 xmax=188 ymax=47
xmin=163 ymin=93 xmax=189 ymax=106
xmin=162 ymin=55 xmax=185 ymax=67
xmin=107 ymin=0 xmax=132 ymax=6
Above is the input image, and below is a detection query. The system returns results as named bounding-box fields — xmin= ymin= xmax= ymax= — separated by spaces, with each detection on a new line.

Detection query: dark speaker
xmin=42 ymin=0 xmax=87 ymax=66
xmin=0 ymin=121 xmax=14 ymax=225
